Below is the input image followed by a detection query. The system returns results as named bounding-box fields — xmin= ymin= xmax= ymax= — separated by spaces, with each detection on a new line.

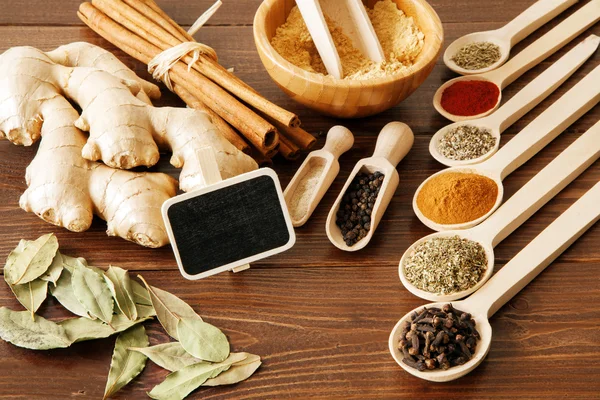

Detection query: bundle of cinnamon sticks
xmin=78 ymin=0 xmax=316 ymax=162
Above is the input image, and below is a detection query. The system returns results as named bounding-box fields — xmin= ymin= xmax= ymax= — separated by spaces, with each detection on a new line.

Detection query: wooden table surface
xmin=0 ymin=0 xmax=599 ymax=398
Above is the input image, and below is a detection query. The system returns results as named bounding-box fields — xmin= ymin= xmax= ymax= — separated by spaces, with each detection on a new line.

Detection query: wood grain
xmin=0 ymin=0 xmax=598 ymax=398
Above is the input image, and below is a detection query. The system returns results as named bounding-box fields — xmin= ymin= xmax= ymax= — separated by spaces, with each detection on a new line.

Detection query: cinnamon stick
xmin=79 ymin=2 xmax=278 ymax=153
xmin=174 ymin=85 xmax=250 ymax=155
xmin=126 ymin=0 xmax=191 ymax=43
xmin=256 ymin=109 xmax=316 ymax=150
xmin=249 ymin=146 xmax=273 ymax=168
xmin=94 ymin=0 xmax=300 ymax=128
xmin=278 ymin=134 xmax=300 ymax=160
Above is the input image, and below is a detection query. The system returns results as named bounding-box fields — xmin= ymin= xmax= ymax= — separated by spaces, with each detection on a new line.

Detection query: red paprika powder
xmin=440 ymin=80 xmax=500 ymax=117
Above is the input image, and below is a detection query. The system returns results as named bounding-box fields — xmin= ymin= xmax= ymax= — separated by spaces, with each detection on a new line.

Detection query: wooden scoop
xmin=295 ymin=0 xmax=384 ymax=79
xmin=403 ymin=121 xmax=600 ymax=302
xmin=444 ymin=0 xmax=578 ymax=75
xmin=326 ymin=122 xmax=414 ymax=252
xmin=434 ymin=0 xmax=600 ymax=122
xmin=417 ymin=62 xmax=600 ymax=232
xmin=391 ymin=180 xmax=600 ymax=382
xmin=431 ymin=35 xmax=599 ymax=167
xmin=284 ymin=126 xmax=355 ymax=227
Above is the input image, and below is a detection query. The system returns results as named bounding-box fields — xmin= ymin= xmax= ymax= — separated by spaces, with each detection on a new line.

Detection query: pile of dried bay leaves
xmin=0 ymin=233 xmax=261 ymax=399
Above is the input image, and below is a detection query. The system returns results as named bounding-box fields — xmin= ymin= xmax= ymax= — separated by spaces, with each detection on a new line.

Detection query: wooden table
xmin=0 ymin=0 xmax=598 ymax=398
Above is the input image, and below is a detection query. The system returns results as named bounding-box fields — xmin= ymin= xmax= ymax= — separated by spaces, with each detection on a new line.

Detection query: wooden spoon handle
xmin=322 ymin=126 xmax=355 ymax=158
xmin=496 ymin=0 xmax=578 ymax=46
xmin=372 ymin=122 xmax=414 ymax=168
xmin=481 ymin=61 xmax=600 ymax=178
xmin=464 ymin=179 xmax=600 ymax=318
xmin=473 ymin=122 xmax=600 ymax=247
xmin=485 ymin=0 xmax=600 ymax=88
xmin=485 ymin=35 xmax=599 ymax=132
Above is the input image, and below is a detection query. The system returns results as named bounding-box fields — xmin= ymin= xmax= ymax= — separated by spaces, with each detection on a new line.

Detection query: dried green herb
xmin=60 ymin=313 xmax=152 ymax=344
xmin=104 ymin=324 xmax=149 ymax=399
xmin=72 ymin=263 xmax=114 ymax=325
xmin=104 ymin=266 xmax=137 ymax=321
xmin=8 ymin=279 xmax=48 ymax=320
xmin=40 ymin=251 xmax=64 ymax=286
xmin=404 ymin=236 xmax=488 ymax=295
xmin=148 ymin=353 xmax=248 ymax=400
xmin=129 ymin=342 xmax=206 ymax=372
xmin=4 ymin=234 xmax=59 ymax=285
xmin=61 ymin=253 xmax=88 ymax=273
xmin=203 ymin=353 xmax=261 ymax=386
xmin=451 ymin=41 xmax=502 ymax=70
xmin=138 ymin=276 xmax=201 ymax=340
xmin=0 ymin=307 xmax=71 ymax=350
xmin=130 ymin=279 xmax=152 ymax=306
xmin=438 ymin=125 xmax=496 ymax=161
xmin=50 ymin=268 xmax=93 ymax=319
xmin=177 ymin=318 xmax=230 ymax=362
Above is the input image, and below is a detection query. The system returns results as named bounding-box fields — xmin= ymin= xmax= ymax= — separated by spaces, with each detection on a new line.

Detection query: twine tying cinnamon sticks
xmin=78 ymin=0 xmax=306 ymax=157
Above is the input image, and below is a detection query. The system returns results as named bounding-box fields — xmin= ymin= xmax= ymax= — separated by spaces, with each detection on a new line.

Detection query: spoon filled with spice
xmin=444 ymin=0 xmax=578 ymax=75
xmin=391 ymin=181 xmax=600 ymax=381
xmin=434 ymin=0 xmax=600 ymax=122
xmin=417 ymin=63 xmax=600 ymax=232
xmin=431 ymin=35 xmax=599 ymax=167
xmin=284 ymin=125 xmax=355 ymax=227
xmin=326 ymin=122 xmax=413 ymax=251
xmin=403 ymin=121 xmax=600 ymax=302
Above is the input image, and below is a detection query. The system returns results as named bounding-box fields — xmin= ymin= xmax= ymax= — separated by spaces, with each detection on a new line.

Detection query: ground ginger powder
xmin=270 ymin=0 xmax=425 ymax=80
xmin=416 ymin=172 xmax=498 ymax=225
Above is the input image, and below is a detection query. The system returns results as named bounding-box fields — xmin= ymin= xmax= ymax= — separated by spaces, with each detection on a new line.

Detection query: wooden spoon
xmin=444 ymin=0 xmax=578 ymax=75
xmin=431 ymin=35 xmax=598 ymax=167
xmin=284 ymin=126 xmax=355 ymax=227
xmin=391 ymin=180 xmax=600 ymax=382
xmin=433 ymin=0 xmax=600 ymax=122
xmin=402 ymin=121 xmax=600 ymax=302
xmin=326 ymin=122 xmax=413 ymax=252
xmin=418 ymin=62 xmax=600 ymax=231
xmin=295 ymin=0 xmax=384 ymax=79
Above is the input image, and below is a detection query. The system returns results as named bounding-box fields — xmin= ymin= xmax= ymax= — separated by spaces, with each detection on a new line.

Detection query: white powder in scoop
xmin=287 ymin=161 xmax=326 ymax=222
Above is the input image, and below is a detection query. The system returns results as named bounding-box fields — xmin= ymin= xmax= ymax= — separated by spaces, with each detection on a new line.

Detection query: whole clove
xmin=398 ymin=304 xmax=479 ymax=371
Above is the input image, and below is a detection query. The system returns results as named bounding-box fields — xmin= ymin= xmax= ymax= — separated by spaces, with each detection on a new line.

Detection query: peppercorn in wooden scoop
xmin=444 ymin=0 xmax=577 ymax=75
xmin=431 ymin=35 xmax=599 ymax=167
xmin=403 ymin=121 xmax=600 ymax=303
xmin=433 ymin=0 xmax=600 ymax=122
xmin=417 ymin=63 xmax=600 ymax=232
xmin=391 ymin=180 xmax=600 ymax=381
xmin=326 ymin=122 xmax=414 ymax=252
xmin=284 ymin=126 xmax=354 ymax=227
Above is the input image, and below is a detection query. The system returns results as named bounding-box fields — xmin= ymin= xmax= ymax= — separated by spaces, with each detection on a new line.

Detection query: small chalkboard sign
xmin=162 ymin=149 xmax=295 ymax=280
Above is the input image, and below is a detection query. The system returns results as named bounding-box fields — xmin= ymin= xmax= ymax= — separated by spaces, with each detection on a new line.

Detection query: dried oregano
xmin=404 ymin=235 xmax=488 ymax=295
xmin=451 ymin=42 xmax=502 ymax=70
xmin=0 ymin=234 xmax=261 ymax=399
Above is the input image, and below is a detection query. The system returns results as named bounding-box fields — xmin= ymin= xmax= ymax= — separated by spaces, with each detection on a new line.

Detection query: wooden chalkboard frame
xmin=162 ymin=168 xmax=296 ymax=280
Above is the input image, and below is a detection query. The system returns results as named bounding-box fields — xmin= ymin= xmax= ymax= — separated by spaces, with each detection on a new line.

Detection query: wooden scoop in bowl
xmin=296 ymin=0 xmax=385 ymax=79
xmin=284 ymin=126 xmax=355 ymax=227
xmin=326 ymin=122 xmax=414 ymax=252
xmin=391 ymin=180 xmax=600 ymax=382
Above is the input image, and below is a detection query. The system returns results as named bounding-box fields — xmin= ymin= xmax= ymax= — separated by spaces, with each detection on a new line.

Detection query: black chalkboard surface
xmin=162 ymin=168 xmax=295 ymax=280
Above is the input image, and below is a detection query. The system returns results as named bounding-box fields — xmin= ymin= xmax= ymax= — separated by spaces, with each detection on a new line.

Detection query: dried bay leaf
xmin=104 ymin=324 xmax=149 ymax=399
xmin=138 ymin=276 xmax=201 ymax=340
xmin=40 ymin=251 xmax=64 ymax=286
xmin=129 ymin=342 xmax=206 ymax=372
xmin=203 ymin=353 xmax=261 ymax=386
xmin=0 ymin=307 xmax=71 ymax=350
xmin=136 ymin=303 xmax=156 ymax=319
xmin=61 ymin=254 xmax=88 ymax=273
xmin=130 ymin=279 xmax=152 ymax=306
xmin=50 ymin=268 xmax=92 ymax=318
xmin=72 ymin=263 xmax=114 ymax=325
xmin=177 ymin=318 xmax=229 ymax=362
xmin=60 ymin=313 xmax=152 ymax=343
xmin=4 ymin=233 xmax=59 ymax=285
xmin=8 ymin=279 xmax=49 ymax=320
xmin=147 ymin=353 xmax=247 ymax=400
xmin=104 ymin=266 xmax=137 ymax=321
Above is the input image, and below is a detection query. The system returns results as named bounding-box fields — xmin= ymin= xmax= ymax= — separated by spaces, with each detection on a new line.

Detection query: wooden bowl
xmin=253 ymin=0 xmax=444 ymax=118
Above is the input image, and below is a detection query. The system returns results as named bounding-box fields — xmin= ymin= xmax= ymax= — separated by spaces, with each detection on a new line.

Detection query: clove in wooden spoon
xmin=433 ymin=0 xmax=600 ymax=122
xmin=403 ymin=121 xmax=600 ymax=302
xmin=391 ymin=179 xmax=600 ymax=382
xmin=444 ymin=0 xmax=578 ymax=75
xmin=430 ymin=35 xmax=598 ymax=167
xmin=417 ymin=62 xmax=600 ymax=232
